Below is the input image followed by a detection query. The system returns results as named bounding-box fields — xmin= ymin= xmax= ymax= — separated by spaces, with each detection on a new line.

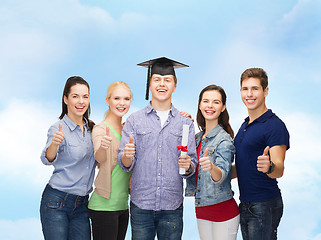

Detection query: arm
xmin=199 ymin=148 xmax=222 ymax=182
xmin=268 ymin=145 xmax=287 ymax=178
xmin=257 ymin=145 xmax=287 ymax=178
xmin=117 ymin=117 xmax=136 ymax=172
xmin=200 ymin=139 xmax=234 ymax=183
xmin=121 ymin=135 xmax=135 ymax=168
xmin=92 ymin=124 xmax=112 ymax=163
xmin=232 ymin=164 xmax=237 ymax=179
xmin=45 ymin=123 xmax=64 ymax=162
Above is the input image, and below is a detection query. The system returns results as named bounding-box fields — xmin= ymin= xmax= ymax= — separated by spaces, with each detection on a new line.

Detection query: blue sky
xmin=1 ymin=0 xmax=321 ymax=239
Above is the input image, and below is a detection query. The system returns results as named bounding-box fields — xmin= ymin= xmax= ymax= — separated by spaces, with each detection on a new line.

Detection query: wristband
xmin=266 ymin=160 xmax=275 ymax=174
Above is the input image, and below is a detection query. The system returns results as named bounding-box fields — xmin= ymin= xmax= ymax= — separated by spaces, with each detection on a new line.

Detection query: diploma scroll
xmin=179 ymin=124 xmax=189 ymax=175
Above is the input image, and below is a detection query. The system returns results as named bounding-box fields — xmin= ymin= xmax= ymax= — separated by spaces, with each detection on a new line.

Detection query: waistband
xmin=240 ymin=196 xmax=283 ymax=206
xmin=44 ymin=184 xmax=88 ymax=203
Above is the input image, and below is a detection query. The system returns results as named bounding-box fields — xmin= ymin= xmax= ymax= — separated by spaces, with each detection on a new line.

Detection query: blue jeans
xmin=130 ymin=201 xmax=183 ymax=240
xmin=239 ymin=197 xmax=283 ymax=240
xmin=40 ymin=184 xmax=91 ymax=240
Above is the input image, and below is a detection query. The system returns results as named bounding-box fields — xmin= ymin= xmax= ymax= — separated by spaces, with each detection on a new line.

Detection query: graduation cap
xmin=137 ymin=57 xmax=189 ymax=100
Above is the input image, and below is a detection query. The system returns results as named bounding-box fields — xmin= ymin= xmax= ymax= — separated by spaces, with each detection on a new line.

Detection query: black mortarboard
xmin=137 ymin=57 xmax=189 ymax=100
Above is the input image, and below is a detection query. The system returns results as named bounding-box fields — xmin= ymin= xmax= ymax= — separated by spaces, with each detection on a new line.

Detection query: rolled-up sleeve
xmin=212 ymin=139 xmax=235 ymax=185
xmin=40 ymin=125 xmax=64 ymax=165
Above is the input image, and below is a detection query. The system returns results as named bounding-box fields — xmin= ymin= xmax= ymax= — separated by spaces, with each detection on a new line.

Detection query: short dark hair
xmin=240 ymin=68 xmax=268 ymax=90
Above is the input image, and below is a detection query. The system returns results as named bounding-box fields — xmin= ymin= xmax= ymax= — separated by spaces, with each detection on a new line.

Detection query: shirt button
xmin=159 ymin=145 xmax=161 ymax=148
xmin=244 ymin=129 xmax=246 ymax=132
xmin=158 ymin=159 xmax=161 ymax=162
xmin=205 ymin=139 xmax=208 ymax=142
xmin=158 ymin=173 xmax=160 ymax=176
xmin=157 ymin=187 xmax=160 ymax=190
xmin=197 ymin=189 xmax=200 ymax=192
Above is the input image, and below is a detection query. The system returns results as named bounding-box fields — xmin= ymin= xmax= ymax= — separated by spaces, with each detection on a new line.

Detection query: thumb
xmin=129 ymin=134 xmax=133 ymax=144
xmin=59 ymin=123 xmax=63 ymax=132
xmin=263 ymin=146 xmax=270 ymax=156
xmin=204 ymin=148 xmax=209 ymax=157
xmin=106 ymin=126 xmax=110 ymax=137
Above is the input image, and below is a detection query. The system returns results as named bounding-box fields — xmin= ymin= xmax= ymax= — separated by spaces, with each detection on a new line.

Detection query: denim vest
xmin=185 ymin=125 xmax=235 ymax=207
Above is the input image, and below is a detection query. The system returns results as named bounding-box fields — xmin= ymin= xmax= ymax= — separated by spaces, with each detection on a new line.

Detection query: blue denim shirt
xmin=185 ymin=124 xmax=235 ymax=207
xmin=41 ymin=115 xmax=96 ymax=196
xmin=117 ymin=103 xmax=198 ymax=211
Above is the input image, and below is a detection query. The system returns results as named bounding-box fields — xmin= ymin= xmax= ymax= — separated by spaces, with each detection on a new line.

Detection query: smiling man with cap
xmin=118 ymin=57 xmax=198 ymax=240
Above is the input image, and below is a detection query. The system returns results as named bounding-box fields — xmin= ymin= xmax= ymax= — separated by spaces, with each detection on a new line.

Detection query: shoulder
xmin=93 ymin=121 xmax=106 ymax=133
xmin=172 ymin=107 xmax=193 ymax=125
xmin=216 ymin=128 xmax=234 ymax=148
xmin=126 ymin=108 xmax=146 ymax=121
xmin=48 ymin=119 xmax=63 ymax=133
xmin=195 ymin=130 xmax=204 ymax=139
xmin=266 ymin=111 xmax=289 ymax=133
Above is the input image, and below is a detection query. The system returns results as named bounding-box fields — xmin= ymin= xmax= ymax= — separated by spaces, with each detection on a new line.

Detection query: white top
xmin=156 ymin=110 xmax=170 ymax=127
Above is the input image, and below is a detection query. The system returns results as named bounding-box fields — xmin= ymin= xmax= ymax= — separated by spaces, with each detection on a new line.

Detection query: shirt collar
xmin=204 ymin=124 xmax=223 ymax=138
xmin=62 ymin=114 xmax=88 ymax=131
xmin=145 ymin=102 xmax=178 ymax=117
xmin=245 ymin=109 xmax=273 ymax=124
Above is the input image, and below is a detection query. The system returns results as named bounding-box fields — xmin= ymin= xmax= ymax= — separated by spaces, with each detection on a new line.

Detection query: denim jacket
xmin=185 ymin=124 xmax=235 ymax=207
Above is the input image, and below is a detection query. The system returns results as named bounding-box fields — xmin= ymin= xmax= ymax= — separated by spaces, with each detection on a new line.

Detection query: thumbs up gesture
xmin=52 ymin=123 xmax=64 ymax=146
xmin=199 ymin=148 xmax=213 ymax=171
xmin=257 ymin=146 xmax=270 ymax=173
xmin=124 ymin=135 xmax=135 ymax=160
xmin=100 ymin=126 xmax=112 ymax=149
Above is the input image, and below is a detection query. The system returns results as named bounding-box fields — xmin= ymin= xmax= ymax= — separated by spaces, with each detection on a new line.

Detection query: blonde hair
xmin=104 ymin=81 xmax=133 ymax=118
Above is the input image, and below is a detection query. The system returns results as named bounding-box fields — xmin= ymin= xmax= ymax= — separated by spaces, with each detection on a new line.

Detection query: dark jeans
xmin=40 ymin=184 xmax=91 ymax=240
xmin=130 ymin=201 xmax=183 ymax=240
xmin=239 ymin=197 xmax=283 ymax=240
xmin=88 ymin=209 xmax=129 ymax=240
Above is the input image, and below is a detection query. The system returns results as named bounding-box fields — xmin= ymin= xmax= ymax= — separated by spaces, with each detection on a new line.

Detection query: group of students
xmin=39 ymin=57 xmax=290 ymax=240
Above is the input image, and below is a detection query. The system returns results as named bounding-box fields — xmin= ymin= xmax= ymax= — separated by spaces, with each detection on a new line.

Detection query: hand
xmin=199 ymin=148 xmax=213 ymax=171
xmin=180 ymin=111 xmax=194 ymax=122
xmin=257 ymin=146 xmax=270 ymax=173
xmin=52 ymin=123 xmax=64 ymax=146
xmin=124 ymin=135 xmax=135 ymax=160
xmin=178 ymin=154 xmax=192 ymax=171
xmin=100 ymin=126 xmax=112 ymax=149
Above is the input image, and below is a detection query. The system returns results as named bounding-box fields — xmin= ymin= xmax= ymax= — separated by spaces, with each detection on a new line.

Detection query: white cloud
xmin=0 ymin=99 xmax=56 ymax=186
xmin=0 ymin=0 xmax=149 ymax=97
xmin=0 ymin=218 xmax=42 ymax=240
xmin=276 ymin=112 xmax=321 ymax=239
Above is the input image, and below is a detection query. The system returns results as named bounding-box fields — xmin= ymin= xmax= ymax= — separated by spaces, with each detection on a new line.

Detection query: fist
xmin=100 ymin=126 xmax=112 ymax=149
xmin=124 ymin=135 xmax=135 ymax=159
xmin=257 ymin=146 xmax=270 ymax=173
xmin=52 ymin=123 xmax=64 ymax=146
xmin=178 ymin=154 xmax=192 ymax=171
xmin=199 ymin=148 xmax=213 ymax=171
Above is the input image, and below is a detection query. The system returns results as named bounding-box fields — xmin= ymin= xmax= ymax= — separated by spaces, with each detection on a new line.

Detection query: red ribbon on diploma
xmin=177 ymin=145 xmax=188 ymax=152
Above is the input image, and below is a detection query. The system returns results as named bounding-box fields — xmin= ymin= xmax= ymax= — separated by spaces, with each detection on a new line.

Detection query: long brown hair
xmin=59 ymin=76 xmax=95 ymax=131
xmin=196 ymin=85 xmax=234 ymax=138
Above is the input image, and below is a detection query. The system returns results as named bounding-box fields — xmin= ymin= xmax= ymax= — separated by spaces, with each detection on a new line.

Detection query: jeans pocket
xmin=42 ymin=194 xmax=64 ymax=210
xmin=248 ymin=202 xmax=266 ymax=219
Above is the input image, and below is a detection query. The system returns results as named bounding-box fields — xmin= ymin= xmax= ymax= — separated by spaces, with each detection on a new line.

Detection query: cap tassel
xmin=145 ymin=60 xmax=151 ymax=100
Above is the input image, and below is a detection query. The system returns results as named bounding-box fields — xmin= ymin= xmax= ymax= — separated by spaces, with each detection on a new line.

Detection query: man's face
xmin=149 ymin=74 xmax=176 ymax=103
xmin=240 ymin=77 xmax=268 ymax=111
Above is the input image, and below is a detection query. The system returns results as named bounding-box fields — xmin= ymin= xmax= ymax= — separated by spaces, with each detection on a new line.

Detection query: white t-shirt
xmin=156 ymin=110 xmax=170 ymax=127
